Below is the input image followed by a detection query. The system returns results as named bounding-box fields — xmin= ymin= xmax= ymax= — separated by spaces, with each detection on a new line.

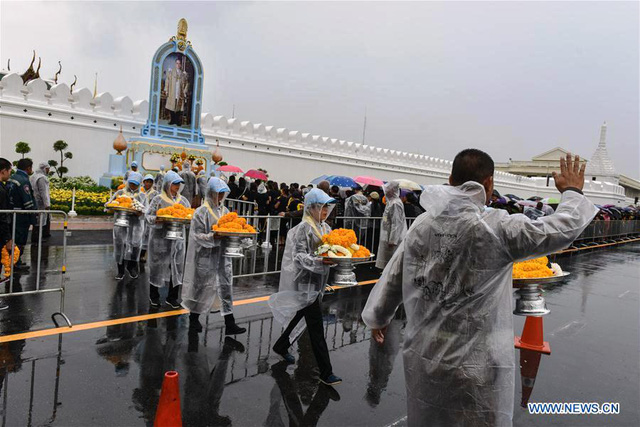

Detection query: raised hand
xmin=552 ymin=153 xmax=586 ymax=193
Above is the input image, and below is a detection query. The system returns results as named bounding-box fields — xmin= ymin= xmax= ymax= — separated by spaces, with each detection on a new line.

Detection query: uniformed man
xmin=8 ymin=158 xmax=37 ymax=270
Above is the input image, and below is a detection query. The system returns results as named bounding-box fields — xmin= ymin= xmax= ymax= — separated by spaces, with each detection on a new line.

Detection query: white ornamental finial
xmin=599 ymin=121 xmax=607 ymax=148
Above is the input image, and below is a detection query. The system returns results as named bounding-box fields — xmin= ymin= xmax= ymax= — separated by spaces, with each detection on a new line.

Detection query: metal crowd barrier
xmin=222 ymin=213 xmax=638 ymax=279
xmin=226 ymin=216 xmax=405 ymax=279
xmin=224 ymin=198 xmax=258 ymax=217
xmin=572 ymin=220 xmax=640 ymax=246
xmin=0 ymin=209 xmax=71 ymax=328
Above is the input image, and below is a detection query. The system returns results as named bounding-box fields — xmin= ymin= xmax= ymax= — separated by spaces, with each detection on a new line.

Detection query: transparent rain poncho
xmin=107 ymin=172 xmax=148 ymax=263
xmin=196 ymin=170 xmax=208 ymax=199
xmin=269 ymin=189 xmax=335 ymax=342
xmin=179 ymin=162 xmax=197 ymax=204
xmin=154 ymin=165 xmax=166 ymax=193
xmin=344 ymin=192 xmax=371 ymax=230
xmin=375 ymin=181 xmax=407 ymax=269
xmin=145 ymin=171 xmax=191 ymax=288
xmin=181 ymin=177 xmax=234 ymax=315
xmin=141 ymin=174 xmax=158 ymax=252
xmin=362 ymin=182 xmax=598 ymax=426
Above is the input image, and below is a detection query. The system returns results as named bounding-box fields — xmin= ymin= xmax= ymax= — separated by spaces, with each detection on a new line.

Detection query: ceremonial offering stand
xmin=214 ymin=231 xmax=259 ymax=258
xmin=157 ymin=216 xmax=191 ymax=240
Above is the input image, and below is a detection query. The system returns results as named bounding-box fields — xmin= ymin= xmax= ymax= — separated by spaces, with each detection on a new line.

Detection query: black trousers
xmin=275 ymin=297 xmax=333 ymax=379
xmin=149 ymin=277 xmax=180 ymax=301
xmin=32 ymin=215 xmax=51 ymax=244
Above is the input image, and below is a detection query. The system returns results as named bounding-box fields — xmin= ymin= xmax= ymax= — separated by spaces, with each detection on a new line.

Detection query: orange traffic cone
xmin=519 ymin=349 xmax=542 ymax=407
xmin=154 ymin=371 xmax=182 ymax=427
xmin=514 ymin=316 xmax=551 ymax=354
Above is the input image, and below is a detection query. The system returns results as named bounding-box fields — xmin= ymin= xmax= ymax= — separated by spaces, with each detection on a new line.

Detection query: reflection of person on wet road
xmin=181 ymin=177 xmax=246 ymax=335
xmin=96 ymin=282 xmax=140 ymax=376
xmin=182 ymin=334 xmax=244 ymax=426
xmin=363 ymin=152 xmax=598 ymax=426
xmin=269 ymin=189 xmax=342 ymax=386
xmin=269 ymin=358 xmax=340 ymax=427
xmin=365 ymin=318 xmax=401 ymax=407
xmin=146 ymin=171 xmax=190 ymax=308
xmin=107 ymin=172 xmax=148 ymax=281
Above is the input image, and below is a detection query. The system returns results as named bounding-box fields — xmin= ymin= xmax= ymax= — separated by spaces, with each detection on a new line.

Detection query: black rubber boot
xmin=166 ymin=285 xmax=181 ymax=309
xmin=189 ymin=313 xmax=203 ymax=332
xmin=224 ymin=314 xmax=246 ymax=335
xmin=115 ymin=263 xmax=125 ymax=280
xmin=126 ymin=260 xmax=139 ymax=279
xmin=149 ymin=285 xmax=160 ymax=308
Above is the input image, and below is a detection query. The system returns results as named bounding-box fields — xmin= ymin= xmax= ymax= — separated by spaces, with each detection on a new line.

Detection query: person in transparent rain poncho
xmin=195 ymin=169 xmax=208 ymax=208
xmin=268 ymin=188 xmax=343 ymax=386
xmin=106 ymin=171 xmax=148 ymax=281
xmin=139 ymin=174 xmax=158 ymax=263
xmin=344 ymin=186 xmax=371 ymax=239
xmin=145 ymin=171 xmax=191 ymax=308
xmin=181 ymin=177 xmax=247 ymax=335
xmin=362 ymin=151 xmax=598 ymax=427
xmin=123 ymin=161 xmax=139 ymax=184
xmin=154 ymin=165 xmax=166 ymax=193
xmin=375 ymin=180 xmax=407 ymax=270
xmin=180 ymin=161 xmax=197 ymax=206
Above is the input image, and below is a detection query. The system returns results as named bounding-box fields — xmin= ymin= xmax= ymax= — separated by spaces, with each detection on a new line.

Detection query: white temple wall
xmin=0 ymin=74 xmax=630 ymax=206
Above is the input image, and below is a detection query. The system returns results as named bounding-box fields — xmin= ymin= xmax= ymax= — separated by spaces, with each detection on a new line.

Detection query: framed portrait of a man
xmin=160 ymin=53 xmax=195 ymax=128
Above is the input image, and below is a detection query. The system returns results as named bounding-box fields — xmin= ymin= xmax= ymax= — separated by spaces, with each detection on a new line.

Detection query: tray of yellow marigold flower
xmin=212 ymin=212 xmax=258 ymax=236
xmin=156 ymin=204 xmax=196 ymax=224
xmin=315 ymin=228 xmax=374 ymax=262
xmin=105 ymin=196 xmax=145 ymax=213
xmin=512 ymin=256 xmax=569 ymax=286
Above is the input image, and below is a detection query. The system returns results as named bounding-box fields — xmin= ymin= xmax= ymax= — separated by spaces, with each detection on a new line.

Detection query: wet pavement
xmin=0 ymin=241 xmax=638 ymax=426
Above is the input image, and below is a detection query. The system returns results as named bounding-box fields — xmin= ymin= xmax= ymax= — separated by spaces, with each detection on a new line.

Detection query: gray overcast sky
xmin=2 ymin=1 xmax=638 ymax=178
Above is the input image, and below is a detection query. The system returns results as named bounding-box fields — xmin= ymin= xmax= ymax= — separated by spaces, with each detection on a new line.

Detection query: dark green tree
xmin=15 ymin=141 xmax=31 ymax=159
xmin=49 ymin=140 xmax=73 ymax=179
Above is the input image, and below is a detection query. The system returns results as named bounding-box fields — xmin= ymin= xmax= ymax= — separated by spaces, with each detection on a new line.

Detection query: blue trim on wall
xmin=141 ymin=40 xmax=205 ymax=145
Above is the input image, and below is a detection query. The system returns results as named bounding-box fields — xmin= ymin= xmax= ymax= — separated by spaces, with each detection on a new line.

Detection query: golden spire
xmin=177 ymin=18 xmax=188 ymax=41
xmin=93 ymin=72 xmax=98 ymax=98
xmin=171 ymin=19 xmax=191 ymax=51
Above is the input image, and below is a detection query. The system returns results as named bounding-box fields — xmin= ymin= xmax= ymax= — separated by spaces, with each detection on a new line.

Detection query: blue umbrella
xmin=310 ymin=174 xmax=329 ymax=185
xmin=326 ymin=175 xmax=358 ymax=188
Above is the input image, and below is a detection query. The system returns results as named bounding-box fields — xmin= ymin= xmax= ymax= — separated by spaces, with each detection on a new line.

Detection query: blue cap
xmin=128 ymin=172 xmax=142 ymax=186
xmin=305 ymin=188 xmax=335 ymax=206
xmin=131 ymin=161 xmax=138 ymax=168
xmin=208 ymin=177 xmax=230 ymax=193
xmin=163 ymin=171 xmax=184 ymax=186
xmin=143 ymin=174 xmax=154 ymax=182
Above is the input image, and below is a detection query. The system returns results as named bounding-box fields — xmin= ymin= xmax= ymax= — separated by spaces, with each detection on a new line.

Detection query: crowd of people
xmin=0 ymin=158 xmax=52 ymax=311
xmin=2 ymin=150 xmax=638 ymax=423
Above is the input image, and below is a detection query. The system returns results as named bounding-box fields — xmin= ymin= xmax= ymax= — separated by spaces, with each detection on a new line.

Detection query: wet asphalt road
xmin=0 ymin=241 xmax=638 ymax=426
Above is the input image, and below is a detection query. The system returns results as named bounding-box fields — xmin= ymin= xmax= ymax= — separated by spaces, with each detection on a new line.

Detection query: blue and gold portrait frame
xmin=142 ymin=26 xmax=204 ymax=144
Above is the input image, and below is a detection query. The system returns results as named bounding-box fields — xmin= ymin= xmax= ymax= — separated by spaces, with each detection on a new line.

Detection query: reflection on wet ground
xmin=0 ymin=243 xmax=638 ymax=426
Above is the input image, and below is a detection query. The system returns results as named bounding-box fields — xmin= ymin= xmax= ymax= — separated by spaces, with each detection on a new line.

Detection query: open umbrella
xmin=326 ymin=175 xmax=358 ymax=188
xmin=244 ymin=169 xmax=268 ymax=180
xmin=354 ymin=175 xmax=384 ymax=187
xmin=310 ymin=175 xmax=329 ymax=185
xmin=217 ymin=165 xmax=243 ymax=173
xmin=395 ymin=179 xmax=422 ymax=191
